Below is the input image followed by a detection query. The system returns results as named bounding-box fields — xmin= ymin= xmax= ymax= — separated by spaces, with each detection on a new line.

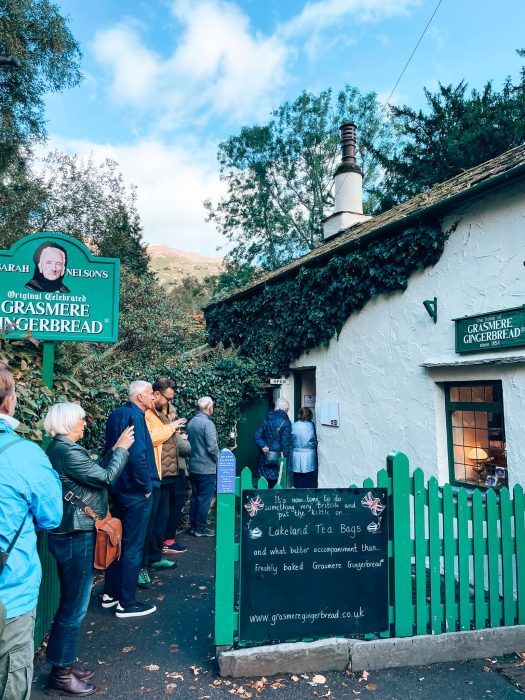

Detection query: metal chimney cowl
xmin=322 ymin=122 xmax=371 ymax=240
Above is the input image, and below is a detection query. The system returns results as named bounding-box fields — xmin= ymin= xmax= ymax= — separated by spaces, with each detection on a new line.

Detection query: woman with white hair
xmin=43 ymin=402 xmax=134 ymax=697
xmin=254 ymin=397 xmax=292 ymax=488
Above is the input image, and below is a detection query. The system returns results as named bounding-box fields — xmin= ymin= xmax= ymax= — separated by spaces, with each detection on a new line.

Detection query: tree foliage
xmin=0 ymin=0 xmax=82 ymax=173
xmin=375 ymin=62 xmax=525 ymax=210
xmin=205 ymin=86 xmax=397 ymax=272
xmin=206 ymin=223 xmax=446 ymax=375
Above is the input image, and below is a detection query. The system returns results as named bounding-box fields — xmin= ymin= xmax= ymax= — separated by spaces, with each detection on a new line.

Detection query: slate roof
xmin=207 ymin=143 xmax=525 ymax=308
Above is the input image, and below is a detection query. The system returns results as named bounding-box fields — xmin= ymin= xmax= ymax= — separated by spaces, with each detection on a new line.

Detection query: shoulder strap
xmin=63 ymin=489 xmax=99 ymax=522
xmin=0 ymin=437 xmax=29 ymax=559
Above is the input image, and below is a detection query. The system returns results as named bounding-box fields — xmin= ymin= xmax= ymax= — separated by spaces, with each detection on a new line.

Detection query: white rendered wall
xmin=282 ymin=183 xmax=525 ymax=487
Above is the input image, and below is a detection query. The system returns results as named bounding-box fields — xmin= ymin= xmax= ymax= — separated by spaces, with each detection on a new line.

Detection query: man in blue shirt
xmin=102 ymin=380 xmax=159 ymax=618
xmin=0 ymin=363 xmax=62 ymax=700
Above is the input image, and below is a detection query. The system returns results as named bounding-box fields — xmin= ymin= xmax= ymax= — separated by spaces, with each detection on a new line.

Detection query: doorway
xmin=293 ymin=368 xmax=316 ymax=420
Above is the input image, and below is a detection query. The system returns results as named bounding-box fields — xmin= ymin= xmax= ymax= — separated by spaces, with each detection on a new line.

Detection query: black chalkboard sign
xmin=239 ymin=488 xmax=389 ymax=645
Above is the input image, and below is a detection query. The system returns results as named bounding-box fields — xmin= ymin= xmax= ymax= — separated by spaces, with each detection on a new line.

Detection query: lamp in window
xmin=467 ymin=446 xmax=489 ymax=476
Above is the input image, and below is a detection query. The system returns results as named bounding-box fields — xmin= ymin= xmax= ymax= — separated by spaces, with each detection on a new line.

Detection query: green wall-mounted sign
xmin=0 ymin=232 xmax=120 ymax=343
xmin=454 ymin=306 xmax=525 ymax=354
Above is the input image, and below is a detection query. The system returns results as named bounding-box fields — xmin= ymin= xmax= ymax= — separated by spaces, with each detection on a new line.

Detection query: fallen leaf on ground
xmin=418 ymin=677 xmax=425 ymax=681
xmin=165 ymin=672 xmax=184 ymax=680
xmin=144 ymin=664 xmax=160 ymax=671
xmin=165 ymin=684 xmax=177 ymax=694
xmin=199 ymin=586 xmax=207 ymax=590
xmin=190 ymin=666 xmax=202 ymax=675
xmin=359 ymin=671 xmax=369 ymax=682
xmin=170 ymin=645 xmax=180 ymax=653
xmin=270 ymin=679 xmax=285 ymax=689
xmin=483 ymin=667 xmax=492 ymax=673
xmin=312 ymin=675 xmax=326 ymax=685
xmin=248 ymin=678 xmax=267 ymax=693
xmin=97 ymin=660 xmax=107 ymax=665
xmin=157 ymin=594 xmax=165 ymax=601
xmin=365 ymin=683 xmax=377 ymax=691
xmin=121 ymin=646 xmax=135 ymax=653
xmin=301 ymin=674 xmax=309 ymax=680
xmin=291 ymin=675 xmax=299 ymax=682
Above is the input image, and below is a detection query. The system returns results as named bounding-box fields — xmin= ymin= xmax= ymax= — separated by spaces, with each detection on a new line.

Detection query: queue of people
xmin=254 ymin=398 xmax=319 ymax=488
xmin=0 ymin=365 xmax=219 ymax=698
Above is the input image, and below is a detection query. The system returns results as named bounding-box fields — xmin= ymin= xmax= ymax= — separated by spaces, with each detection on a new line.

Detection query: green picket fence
xmin=215 ymin=450 xmax=525 ymax=647
xmin=35 ymin=531 xmax=60 ymax=647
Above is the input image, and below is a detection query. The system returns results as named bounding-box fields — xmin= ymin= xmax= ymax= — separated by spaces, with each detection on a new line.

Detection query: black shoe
xmin=115 ymin=601 xmax=157 ymax=618
xmin=46 ymin=666 xmax=96 ymax=696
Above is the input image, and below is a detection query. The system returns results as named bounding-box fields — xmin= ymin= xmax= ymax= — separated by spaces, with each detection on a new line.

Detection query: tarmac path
xmin=31 ymin=531 xmax=523 ymax=699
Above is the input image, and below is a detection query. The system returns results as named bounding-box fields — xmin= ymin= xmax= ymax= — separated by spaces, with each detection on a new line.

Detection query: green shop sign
xmin=0 ymin=232 xmax=120 ymax=343
xmin=454 ymin=306 xmax=525 ymax=354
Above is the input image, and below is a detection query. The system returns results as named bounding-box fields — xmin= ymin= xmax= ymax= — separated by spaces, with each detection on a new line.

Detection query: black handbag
xmin=265 ymin=450 xmax=281 ymax=467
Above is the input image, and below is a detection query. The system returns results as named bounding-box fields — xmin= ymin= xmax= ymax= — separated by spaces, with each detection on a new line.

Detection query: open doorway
xmin=293 ymin=368 xmax=316 ymax=420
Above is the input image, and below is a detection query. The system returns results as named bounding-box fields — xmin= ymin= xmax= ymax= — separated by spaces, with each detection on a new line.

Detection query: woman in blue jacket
xmin=291 ymin=407 xmax=318 ymax=488
xmin=254 ymin=398 xmax=292 ymax=488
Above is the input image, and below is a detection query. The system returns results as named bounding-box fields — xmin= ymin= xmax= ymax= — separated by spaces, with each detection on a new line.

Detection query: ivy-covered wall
xmin=205 ymin=223 xmax=446 ymax=375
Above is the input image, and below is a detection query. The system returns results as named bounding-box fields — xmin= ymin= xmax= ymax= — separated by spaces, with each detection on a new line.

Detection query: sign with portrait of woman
xmin=0 ymin=232 xmax=120 ymax=342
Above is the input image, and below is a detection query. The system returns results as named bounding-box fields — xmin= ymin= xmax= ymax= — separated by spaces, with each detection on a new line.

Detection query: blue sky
xmin=45 ymin=0 xmax=525 ymax=255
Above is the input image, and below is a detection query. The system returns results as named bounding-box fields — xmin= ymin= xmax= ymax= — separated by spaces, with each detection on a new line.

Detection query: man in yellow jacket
xmin=139 ymin=378 xmax=187 ymax=588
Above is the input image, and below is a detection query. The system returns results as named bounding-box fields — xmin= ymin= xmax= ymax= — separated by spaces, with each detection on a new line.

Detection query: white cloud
xmin=93 ymin=24 xmax=160 ymax=104
xmin=283 ymin=0 xmax=420 ymax=36
xmin=281 ymin=0 xmax=421 ymax=58
xmin=93 ymin=0 xmax=288 ymax=126
xmin=48 ymin=136 xmax=227 ymax=257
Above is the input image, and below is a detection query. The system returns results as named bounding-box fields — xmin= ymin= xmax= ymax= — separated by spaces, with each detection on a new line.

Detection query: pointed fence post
xmin=387 ymin=450 xmax=413 ymax=637
xmin=214 ymin=450 xmax=238 ymax=647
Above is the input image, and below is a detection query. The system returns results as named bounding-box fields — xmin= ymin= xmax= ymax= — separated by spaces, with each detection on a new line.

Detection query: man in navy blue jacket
xmin=102 ymin=380 xmax=160 ymax=618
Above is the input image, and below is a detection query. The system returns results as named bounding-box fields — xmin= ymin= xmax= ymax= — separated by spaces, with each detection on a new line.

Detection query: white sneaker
xmin=101 ymin=594 xmax=118 ymax=609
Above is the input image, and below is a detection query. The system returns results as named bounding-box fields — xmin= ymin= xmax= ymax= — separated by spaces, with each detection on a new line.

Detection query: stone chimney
xmin=322 ymin=122 xmax=371 ymax=240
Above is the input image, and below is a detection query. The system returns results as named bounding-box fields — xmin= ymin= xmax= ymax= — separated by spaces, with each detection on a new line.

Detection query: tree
xmin=0 ymin=0 xmax=82 ymax=173
xmin=204 ymin=86 xmax=397 ymax=272
xmin=375 ymin=58 xmax=525 ymax=210
xmin=26 ymin=151 xmax=151 ymax=273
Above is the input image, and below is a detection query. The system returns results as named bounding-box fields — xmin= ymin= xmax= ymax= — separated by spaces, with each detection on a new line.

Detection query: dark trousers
xmin=144 ymin=476 xmax=185 ymax=562
xmin=104 ymin=492 xmax=152 ymax=608
xmin=142 ymin=486 xmax=163 ymax=566
xmin=164 ymin=475 xmax=186 ymax=540
xmin=188 ymin=473 xmax=216 ymax=532
xmin=46 ymin=530 xmax=96 ymax=667
xmin=293 ymin=471 xmax=317 ymax=489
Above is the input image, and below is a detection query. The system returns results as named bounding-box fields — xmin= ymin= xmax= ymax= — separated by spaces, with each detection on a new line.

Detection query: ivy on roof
xmin=205 ymin=222 xmax=446 ymax=375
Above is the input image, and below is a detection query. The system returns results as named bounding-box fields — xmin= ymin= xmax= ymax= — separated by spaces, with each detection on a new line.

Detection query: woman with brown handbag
xmin=43 ymin=402 xmax=134 ymax=696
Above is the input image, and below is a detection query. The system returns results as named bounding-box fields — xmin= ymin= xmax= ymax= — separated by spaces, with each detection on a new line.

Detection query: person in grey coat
xmin=186 ymin=397 xmax=218 ymax=537
xmin=291 ymin=407 xmax=318 ymax=488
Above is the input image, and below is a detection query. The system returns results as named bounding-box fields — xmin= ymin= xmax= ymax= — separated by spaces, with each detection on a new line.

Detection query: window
xmin=445 ymin=381 xmax=507 ymax=488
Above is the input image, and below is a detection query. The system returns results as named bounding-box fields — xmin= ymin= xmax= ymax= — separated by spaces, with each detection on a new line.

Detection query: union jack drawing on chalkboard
xmin=361 ymin=491 xmax=385 ymax=516
xmin=245 ymin=494 xmax=265 ymax=517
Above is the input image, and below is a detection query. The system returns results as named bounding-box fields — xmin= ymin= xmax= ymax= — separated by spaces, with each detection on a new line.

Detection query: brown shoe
xmin=46 ymin=666 xmax=97 ymax=696
xmin=72 ymin=668 xmax=94 ymax=682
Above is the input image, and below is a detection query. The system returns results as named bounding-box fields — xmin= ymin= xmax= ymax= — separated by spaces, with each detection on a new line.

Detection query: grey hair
xmin=197 ymin=396 xmax=214 ymax=412
xmin=128 ymin=380 xmax=151 ymax=400
xmin=275 ymin=397 xmax=289 ymax=412
xmin=44 ymin=402 xmax=85 ymax=437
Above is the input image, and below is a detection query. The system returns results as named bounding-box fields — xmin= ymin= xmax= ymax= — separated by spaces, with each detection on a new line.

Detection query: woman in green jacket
xmin=44 ymin=402 xmax=134 ymax=697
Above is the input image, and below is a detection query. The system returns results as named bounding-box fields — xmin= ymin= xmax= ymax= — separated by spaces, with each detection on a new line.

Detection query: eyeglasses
xmin=159 ymin=392 xmax=173 ymax=403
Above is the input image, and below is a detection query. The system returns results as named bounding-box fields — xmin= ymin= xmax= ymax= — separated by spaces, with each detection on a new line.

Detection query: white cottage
xmin=206 ymin=131 xmax=525 ymax=490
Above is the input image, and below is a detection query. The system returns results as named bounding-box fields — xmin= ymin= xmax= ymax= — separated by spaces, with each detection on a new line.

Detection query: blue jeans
xmin=103 ymin=492 xmax=152 ymax=608
xmin=188 ymin=473 xmax=216 ymax=532
xmin=46 ymin=531 xmax=96 ymax=667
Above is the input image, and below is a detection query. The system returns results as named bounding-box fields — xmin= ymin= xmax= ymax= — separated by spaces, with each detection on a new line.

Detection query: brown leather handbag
xmin=64 ymin=491 xmax=123 ymax=570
